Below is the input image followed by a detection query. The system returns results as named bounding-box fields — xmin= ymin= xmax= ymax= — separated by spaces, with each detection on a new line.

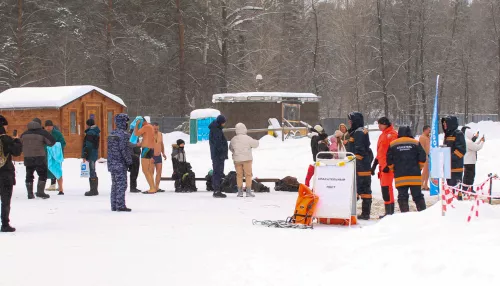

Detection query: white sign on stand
xmin=314 ymin=153 xmax=355 ymax=220
xmin=430 ymin=147 xmax=451 ymax=179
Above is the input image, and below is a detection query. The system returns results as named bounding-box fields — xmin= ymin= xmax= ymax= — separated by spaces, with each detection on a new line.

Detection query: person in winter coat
xmin=0 ymin=115 xmax=23 ymax=232
xmin=21 ymin=118 xmax=56 ymax=199
xmin=209 ymin=115 xmax=229 ymax=198
xmin=329 ymin=130 xmax=346 ymax=153
xmin=371 ymin=117 xmax=398 ymax=218
xmin=310 ymin=125 xmax=328 ymax=161
xmin=229 ymin=123 xmax=259 ymax=197
xmin=134 ymin=117 xmax=157 ymax=194
xmin=387 ymin=126 xmax=427 ymax=212
xmin=442 ymin=116 xmax=466 ymax=199
xmin=461 ymin=126 xmax=484 ymax=188
xmin=346 ymin=112 xmax=373 ymax=220
xmin=419 ymin=125 xmax=431 ymax=190
xmin=129 ymin=139 xmax=142 ymax=193
xmin=107 ymin=114 xmax=133 ymax=212
xmin=339 ymin=123 xmax=350 ymax=146
xmin=44 ymin=120 xmax=66 ymax=195
xmin=82 ymin=119 xmax=101 ymax=196
xmin=172 ymin=139 xmax=187 ymax=168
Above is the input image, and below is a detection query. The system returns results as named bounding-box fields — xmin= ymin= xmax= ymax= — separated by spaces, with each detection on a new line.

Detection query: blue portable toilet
xmin=189 ymin=109 xmax=221 ymax=144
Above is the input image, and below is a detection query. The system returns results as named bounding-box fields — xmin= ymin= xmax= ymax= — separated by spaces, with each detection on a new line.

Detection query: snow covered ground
xmin=1 ymin=122 xmax=500 ymax=285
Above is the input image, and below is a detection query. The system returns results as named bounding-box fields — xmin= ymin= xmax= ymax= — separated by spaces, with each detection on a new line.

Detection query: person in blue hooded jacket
xmin=82 ymin=118 xmax=101 ymax=196
xmin=209 ymin=115 xmax=228 ymax=198
xmin=107 ymin=114 xmax=133 ymax=212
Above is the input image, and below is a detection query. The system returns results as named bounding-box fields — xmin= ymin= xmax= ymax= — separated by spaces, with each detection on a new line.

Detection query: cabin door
xmin=84 ymin=104 xmax=103 ymax=158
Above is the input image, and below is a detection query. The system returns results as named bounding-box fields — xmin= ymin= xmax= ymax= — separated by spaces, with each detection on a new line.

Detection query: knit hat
xmin=45 ymin=120 xmax=54 ymax=127
xmin=334 ymin=130 xmax=343 ymax=138
xmin=33 ymin=118 xmax=42 ymax=125
xmin=86 ymin=118 xmax=95 ymax=127
xmin=0 ymin=115 xmax=8 ymax=126
xmin=216 ymin=115 xmax=227 ymax=125
xmin=313 ymin=125 xmax=325 ymax=134
xmin=377 ymin=117 xmax=391 ymax=126
xmin=177 ymin=139 xmax=185 ymax=146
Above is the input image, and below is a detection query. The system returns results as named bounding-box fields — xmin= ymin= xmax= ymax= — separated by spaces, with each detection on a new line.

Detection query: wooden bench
xmin=160 ymin=177 xmax=280 ymax=183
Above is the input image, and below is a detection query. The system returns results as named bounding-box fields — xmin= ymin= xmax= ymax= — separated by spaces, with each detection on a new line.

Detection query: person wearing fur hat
xmin=82 ymin=118 xmax=101 ymax=196
xmin=209 ymin=115 xmax=229 ymax=198
xmin=0 ymin=115 xmax=23 ymax=232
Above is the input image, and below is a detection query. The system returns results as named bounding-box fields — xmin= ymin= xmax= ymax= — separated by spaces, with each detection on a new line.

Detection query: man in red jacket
xmin=371 ymin=117 xmax=398 ymax=218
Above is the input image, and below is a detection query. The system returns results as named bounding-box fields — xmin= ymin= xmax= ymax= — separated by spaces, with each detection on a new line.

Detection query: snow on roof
xmin=190 ymin=108 xmax=220 ymax=119
xmin=212 ymin=92 xmax=319 ymax=103
xmin=0 ymin=85 xmax=126 ymax=109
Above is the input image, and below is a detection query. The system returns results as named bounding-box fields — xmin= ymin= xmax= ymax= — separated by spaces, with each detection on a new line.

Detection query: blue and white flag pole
xmin=430 ymin=75 xmax=440 ymax=196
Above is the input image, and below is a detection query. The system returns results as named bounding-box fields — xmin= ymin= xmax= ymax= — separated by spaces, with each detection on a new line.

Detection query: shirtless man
xmin=134 ymin=117 xmax=156 ymax=194
xmin=152 ymin=123 xmax=167 ymax=192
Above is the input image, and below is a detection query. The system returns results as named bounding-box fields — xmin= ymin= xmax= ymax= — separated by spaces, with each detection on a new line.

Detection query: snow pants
xmin=397 ymin=185 xmax=424 ymax=202
xmin=379 ymin=168 xmax=394 ymax=204
xmin=0 ymin=180 xmax=13 ymax=226
xmin=25 ymin=164 xmax=48 ymax=184
xmin=111 ymin=170 xmax=127 ymax=210
xmin=447 ymin=171 xmax=463 ymax=187
xmin=212 ymin=158 xmax=225 ymax=192
xmin=357 ymin=174 xmax=372 ymax=199
xmin=129 ymin=155 xmax=140 ymax=190
xmin=462 ymin=164 xmax=476 ymax=186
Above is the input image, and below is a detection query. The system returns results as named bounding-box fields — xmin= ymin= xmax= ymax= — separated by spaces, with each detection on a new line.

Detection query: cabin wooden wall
xmin=0 ymin=90 xmax=125 ymax=159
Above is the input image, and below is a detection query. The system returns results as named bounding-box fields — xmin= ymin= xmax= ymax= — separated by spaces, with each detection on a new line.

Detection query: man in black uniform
xmin=387 ymin=126 xmax=427 ymax=212
xmin=346 ymin=112 xmax=373 ymax=220
xmin=442 ymin=116 xmax=466 ymax=200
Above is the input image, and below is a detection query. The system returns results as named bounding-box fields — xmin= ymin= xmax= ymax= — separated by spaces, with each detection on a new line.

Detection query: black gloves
xmin=371 ymin=159 xmax=379 ymax=176
xmin=382 ymin=166 xmax=390 ymax=173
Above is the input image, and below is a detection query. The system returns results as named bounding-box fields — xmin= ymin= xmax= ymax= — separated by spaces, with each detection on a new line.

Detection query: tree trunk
xmin=220 ymin=1 xmax=229 ymax=93
xmin=106 ymin=0 xmax=113 ymax=90
xmin=16 ymin=0 xmax=23 ymax=87
xmin=419 ymin=0 xmax=428 ymax=125
xmin=498 ymin=36 xmax=500 ymax=117
xmin=311 ymin=0 xmax=320 ymax=96
xmin=377 ymin=0 xmax=389 ymax=116
xmin=176 ymin=0 xmax=186 ymax=116
xmin=439 ymin=1 xmax=460 ymax=114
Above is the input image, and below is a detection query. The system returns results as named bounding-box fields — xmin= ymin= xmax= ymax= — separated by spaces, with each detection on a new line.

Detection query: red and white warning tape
xmin=441 ymin=174 xmax=498 ymax=222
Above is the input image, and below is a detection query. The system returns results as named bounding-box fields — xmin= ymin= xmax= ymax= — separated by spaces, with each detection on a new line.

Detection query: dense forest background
xmin=1 ymin=0 xmax=500 ymax=126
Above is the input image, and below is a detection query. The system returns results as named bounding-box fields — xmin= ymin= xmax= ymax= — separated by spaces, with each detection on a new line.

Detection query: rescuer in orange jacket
xmin=371 ymin=117 xmax=398 ymax=218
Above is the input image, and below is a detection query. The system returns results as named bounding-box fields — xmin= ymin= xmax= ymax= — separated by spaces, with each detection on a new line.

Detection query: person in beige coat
xmin=229 ymin=123 xmax=259 ymax=197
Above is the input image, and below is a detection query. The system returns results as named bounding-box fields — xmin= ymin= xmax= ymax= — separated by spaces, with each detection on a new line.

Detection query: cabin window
xmin=107 ymin=111 xmax=114 ymax=133
xmin=70 ymin=111 xmax=77 ymax=134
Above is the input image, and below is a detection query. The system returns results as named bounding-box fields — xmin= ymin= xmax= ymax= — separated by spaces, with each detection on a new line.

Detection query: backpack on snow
xmin=173 ymin=162 xmax=197 ymax=193
xmin=0 ymin=135 xmax=7 ymax=168
xmin=274 ymin=176 xmax=300 ymax=192
xmin=220 ymin=171 xmax=238 ymax=193
xmin=252 ymin=180 xmax=270 ymax=193
xmin=205 ymin=170 xmax=225 ymax=191
xmin=289 ymin=184 xmax=318 ymax=226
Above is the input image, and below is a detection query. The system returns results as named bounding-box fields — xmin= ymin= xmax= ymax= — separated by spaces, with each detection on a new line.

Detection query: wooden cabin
xmin=0 ymin=86 xmax=126 ymax=159
xmin=213 ymin=92 xmax=320 ymax=139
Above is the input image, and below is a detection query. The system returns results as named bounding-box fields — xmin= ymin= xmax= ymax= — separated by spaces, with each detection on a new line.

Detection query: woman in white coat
xmin=462 ymin=127 xmax=485 ymax=187
xmin=229 ymin=123 xmax=259 ymax=197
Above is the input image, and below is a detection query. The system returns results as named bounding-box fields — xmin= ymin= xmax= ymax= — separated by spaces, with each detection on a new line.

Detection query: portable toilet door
xmin=189 ymin=118 xmax=198 ymax=144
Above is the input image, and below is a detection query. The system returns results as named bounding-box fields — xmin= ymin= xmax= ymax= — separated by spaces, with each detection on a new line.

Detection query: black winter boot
xmin=415 ymin=199 xmax=427 ymax=212
xmin=357 ymin=198 xmax=372 ymax=220
xmin=117 ymin=207 xmax=132 ymax=212
xmin=379 ymin=203 xmax=394 ymax=219
xmin=35 ymin=181 xmax=50 ymax=199
xmin=85 ymin=178 xmax=99 ymax=196
xmin=213 ymin=191 xmax=227 ymax=198
xmin=398 ymin=200 xmax=410 ymax=213
xmin=1 ymin=224 xmax=16 ymax=232
xmin=26 ymin=183 xmax=35 ymax=199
